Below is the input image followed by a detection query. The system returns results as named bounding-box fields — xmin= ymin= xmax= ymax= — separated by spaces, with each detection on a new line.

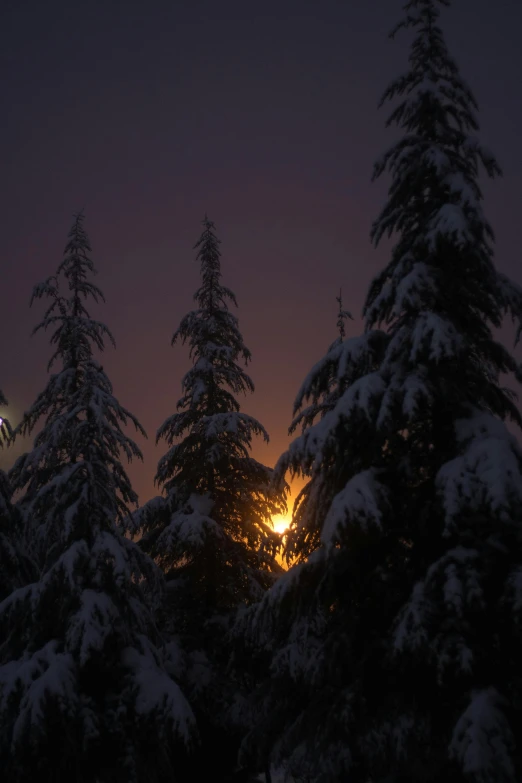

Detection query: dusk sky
xmin=2 ymin=0 xmax=521 ymax=511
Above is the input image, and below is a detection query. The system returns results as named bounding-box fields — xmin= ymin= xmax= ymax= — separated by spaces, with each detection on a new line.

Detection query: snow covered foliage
xmin=289 ymin=289 xmax=354 ymax=436
xmin=0 ymin=214 xmax=195 ymax=783
xmin=241 ymin=2 xmax=522 ymax=781
xmin=276 ymin=292 xmax=387 ymax=562
xmin=132 ymin=216 xmax=285 ymax=779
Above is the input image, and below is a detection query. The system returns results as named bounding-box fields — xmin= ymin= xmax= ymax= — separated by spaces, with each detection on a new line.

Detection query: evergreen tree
xmin=0 ymin=213 xmax=194 ymax=783
xmin=242 ymin=2 xmax=522 ymax=781
xmin=133 ymin=216 xmax=284 ymax=780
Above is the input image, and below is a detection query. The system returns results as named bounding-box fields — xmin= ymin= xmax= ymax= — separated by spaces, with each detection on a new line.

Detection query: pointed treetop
xmin=378 ymin=0 xmax=485 ymax=146
xmin=58 ymin=209 xmax=105 ymax=312
xmin=366 ymin=0 xmax=502 ymax=335
xmin=188 ymin=215 xmax=236 ymax=317
xmin=391 ymin=0 xmax=450 ymax=38
xmin=11 ymin=212 xmax=145 ymax=528
xmin=27 ymin=213 xmax=114 ymax=375
xmin=335 ymin=288 xmax=352 ymax=341
xmin=63 ymin=209 xmax=91 ymax=252
xmin=196 ymin=214 xmax=219 ymax=249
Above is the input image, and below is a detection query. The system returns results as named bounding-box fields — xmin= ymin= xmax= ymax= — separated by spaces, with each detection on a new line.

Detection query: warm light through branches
xmin=272 ymin=513 xmax=291 ymax=535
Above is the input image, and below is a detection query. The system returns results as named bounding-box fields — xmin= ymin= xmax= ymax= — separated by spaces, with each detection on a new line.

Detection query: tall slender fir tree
xmin=133 ymin=216 xmax=284 ymax=780
xmin=241 ymin=2 xmax=522 ymax=781
xmin=0 ymin=213 xmax=195 ymax=783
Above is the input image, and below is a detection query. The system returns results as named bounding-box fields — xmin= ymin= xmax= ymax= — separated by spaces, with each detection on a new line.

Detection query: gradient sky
xmin=1 ymin=0 xmax=521 ymax=510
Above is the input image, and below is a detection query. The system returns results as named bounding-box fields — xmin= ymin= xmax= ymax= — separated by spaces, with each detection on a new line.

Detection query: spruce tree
xmin=133 ymin=216 xmax=284 ymax=780
xmin=242 ymin=2 xmax=522 ymax=781
xmin=0 ymin=213 xmax=194 ymax=783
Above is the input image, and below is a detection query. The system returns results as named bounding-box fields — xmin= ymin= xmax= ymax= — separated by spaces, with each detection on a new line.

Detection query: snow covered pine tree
xmin=132 ymin=216 xmax=284 ymax=781
xmin=242 ymin=1 xmax=522 ymax=781
xmin=0 ymin=213 xmax=195 ymax=783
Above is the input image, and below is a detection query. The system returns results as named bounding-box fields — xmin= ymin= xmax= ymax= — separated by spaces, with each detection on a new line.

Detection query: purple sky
xmin=1 ymin=0 xmax=521 ymax=510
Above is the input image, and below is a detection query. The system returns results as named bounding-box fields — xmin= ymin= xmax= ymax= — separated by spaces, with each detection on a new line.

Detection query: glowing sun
xmin=272 ymin=513 xmax=292 ymax=535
